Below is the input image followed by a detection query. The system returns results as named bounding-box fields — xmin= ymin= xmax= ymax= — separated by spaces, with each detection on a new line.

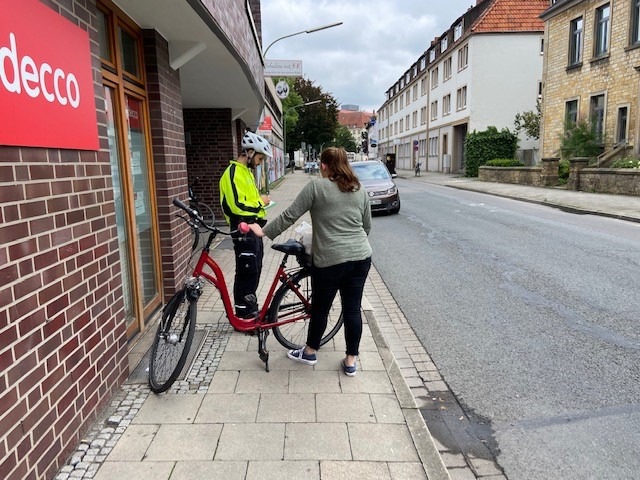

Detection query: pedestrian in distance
xmin=219 ymin=131 xmax=272 ymax=319
xmin=248 ymin=147 xmax=372 ymax=376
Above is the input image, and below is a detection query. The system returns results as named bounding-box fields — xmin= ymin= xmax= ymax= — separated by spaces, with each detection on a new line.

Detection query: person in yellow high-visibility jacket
xmin=219 ymin=131 xmax=272 ymax=318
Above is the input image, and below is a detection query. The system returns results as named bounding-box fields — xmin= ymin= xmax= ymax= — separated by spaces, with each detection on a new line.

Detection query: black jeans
xmin=232 ymin=231 xmax=263 ymax=317
xmin=307 ymin=257 xmax=372 ymax=355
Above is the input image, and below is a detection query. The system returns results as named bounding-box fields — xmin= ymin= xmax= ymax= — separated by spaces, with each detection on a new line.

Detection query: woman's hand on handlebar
xmin=238 ymin=222 xmax=265 ymax=237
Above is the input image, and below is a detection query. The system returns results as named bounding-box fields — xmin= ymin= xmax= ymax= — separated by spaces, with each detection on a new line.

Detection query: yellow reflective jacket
xmin=219 ymin=160 xmax=266 ymax=225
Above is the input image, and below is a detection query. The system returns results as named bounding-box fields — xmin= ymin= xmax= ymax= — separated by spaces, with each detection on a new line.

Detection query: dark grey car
xmin=351 ymin=160 xmax=400 ymax=214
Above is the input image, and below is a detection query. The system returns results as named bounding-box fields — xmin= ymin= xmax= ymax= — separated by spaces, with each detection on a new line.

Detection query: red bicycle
xmin=148 ymin=199 xmax=343 ymax=393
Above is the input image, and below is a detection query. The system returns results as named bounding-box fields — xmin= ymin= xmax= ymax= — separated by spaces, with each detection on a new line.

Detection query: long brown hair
xmin=319 ymin=147 xmax=361 ymax=192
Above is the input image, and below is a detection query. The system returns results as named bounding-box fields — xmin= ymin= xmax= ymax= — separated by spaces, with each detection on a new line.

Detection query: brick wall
xmin=541 ymin=0 xmax=640 ymax=158
xmin=142 ymin=30 xmax=192 ymax=296
xmin=0 ymin=1 xmax=128 ymax=479
xmin=183 ymin=109 xmax=239 ymax=222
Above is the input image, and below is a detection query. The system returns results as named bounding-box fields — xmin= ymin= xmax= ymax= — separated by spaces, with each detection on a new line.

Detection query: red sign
xmin=0 ymin=0 xmax=99 ymax=150
xmin=258 ymin=116 xmax=272 ymax=132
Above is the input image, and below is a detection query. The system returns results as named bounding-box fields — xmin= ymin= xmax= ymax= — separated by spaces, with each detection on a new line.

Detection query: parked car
xmin=304 ymin=161 xmax=318 ymax=173
xmin=351 ymin=160 xmax=400 ymax=214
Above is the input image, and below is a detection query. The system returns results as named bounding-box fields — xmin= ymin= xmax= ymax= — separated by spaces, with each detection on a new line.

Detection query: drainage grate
xmin=126 ymin=330 xmax=207 ymax=384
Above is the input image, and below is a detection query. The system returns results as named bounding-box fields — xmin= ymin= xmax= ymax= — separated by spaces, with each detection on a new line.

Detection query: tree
xmin=514 ymin=99 xmax=541 ymax=140
xmin=286 ymin=78 xmax=339 ymax=155
xmin=333 ymin=125 xmax=358 ymax=151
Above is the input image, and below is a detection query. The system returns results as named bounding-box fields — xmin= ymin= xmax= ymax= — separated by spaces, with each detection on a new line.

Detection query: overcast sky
xmin=261 ymin=0 xmax=477 ymax=113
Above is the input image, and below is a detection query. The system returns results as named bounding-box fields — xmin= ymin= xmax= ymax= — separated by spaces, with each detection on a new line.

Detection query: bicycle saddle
xmin=271 ymin=239 xmax=305 ymax=255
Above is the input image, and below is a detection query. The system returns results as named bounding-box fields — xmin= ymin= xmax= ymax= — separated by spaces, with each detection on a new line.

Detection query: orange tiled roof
xmin=338 ymin=110 xmax=374 ymax=128
xmin=471 ymin=0 xmax=547 ymax=33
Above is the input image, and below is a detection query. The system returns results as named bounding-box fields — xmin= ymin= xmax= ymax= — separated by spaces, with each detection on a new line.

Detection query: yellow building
xmin=541 ymin=0 xmax=640 ymax=160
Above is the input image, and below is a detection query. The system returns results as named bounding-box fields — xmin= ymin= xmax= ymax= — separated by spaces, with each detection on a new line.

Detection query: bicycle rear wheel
xmin=268 ymin=269 xmax=343 ymax=350
xmin=148 ymin=288 xmax=197 ymax=393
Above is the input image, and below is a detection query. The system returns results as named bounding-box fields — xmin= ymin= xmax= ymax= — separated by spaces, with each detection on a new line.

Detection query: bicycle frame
xmin=190 ymin=242 xmax=310 ymax=333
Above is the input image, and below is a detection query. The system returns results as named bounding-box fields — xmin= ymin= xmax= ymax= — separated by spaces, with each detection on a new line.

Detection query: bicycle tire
xmin=191 ymin=201 xmax=216 ymax=228
xmin=268 ymin=269 xmax=344 ymax=350
xmin=148 ymin=288 xmax=197 ymax=393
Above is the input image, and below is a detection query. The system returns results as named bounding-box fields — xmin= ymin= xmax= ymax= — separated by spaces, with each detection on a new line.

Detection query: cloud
xmin=262 ymin=0 xmax=475 ymax=112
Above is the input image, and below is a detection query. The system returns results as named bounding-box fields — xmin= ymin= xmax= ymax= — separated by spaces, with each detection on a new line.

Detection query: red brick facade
xmin=0 ymin=0 xmax=264 ymax=477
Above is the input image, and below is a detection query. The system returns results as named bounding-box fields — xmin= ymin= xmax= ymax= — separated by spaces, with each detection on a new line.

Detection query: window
xmin=454 ymin=21 xmax=463 ymax=41
xmin=429 ymin=49 xmax=435 ymax=62
xmin=540 ymin=37 xmax=544 ymax=54
xmin=616 ymin=106 xmax=628 ymax=143
xmin=431 ymin=101 xmax=438 ymax=120
xmin=394 ymin=122 xmax=398 ymax=135
xmin=443 ymin=57 xmax=452 ymax=80
xmin=429 ymin=137 xmax=438 ymax=156
xmin=421 ymin=77 xmax=427 ymax=95
xmin=458 ymin=44 xmax=468 ymax=70
xmin=594 ymin=3 xmax=610 ymax=57
xmin=441 ymin=36 xmax=448 ymax=52
xmin=569 ymin=17 xmax=583 ymax=65
xmin=443 ymin=94 xmax=451 ymax=116
xmin=413 ymin=111 xmax=418 ymax=128
xmin=413 ymin=84 xmax=418 ymax=101
xmin=399 ymin=118 xmax=404 ymax=132
xmin=565 ymin=99 xmax=578 ymax=126
xmin=632 ymin=0 xmax=640 ymax=45
xmin=590 ymin=94 xmax=605 ymax=142
xmin=406 ymin=93 xmax=410 ymax=106
xmin=98 ymin=0 xmax=161 ymax=337
xmin=400 ymin=94 xmax=404 ymax=110
xmin=406 ymin=72 xmax=410 ymax=83
xmin=420 ymin=106 xmax=427 ymax=125
xmin=431 ymin=68 xmax=438 ymax=89
xmin=538 ymin=81 xmax=543 ymax=99
xmin=420 ymin=57 xmax=426 ymax=69
xmin=456 ymin=86 xmax=467 ymax=110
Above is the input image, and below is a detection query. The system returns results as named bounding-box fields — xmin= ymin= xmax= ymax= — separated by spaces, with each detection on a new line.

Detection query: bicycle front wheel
xmin=148 ymin=288 xmax=197 ymax=393
xmin=268 ymin=269 xmax=344 ymax=350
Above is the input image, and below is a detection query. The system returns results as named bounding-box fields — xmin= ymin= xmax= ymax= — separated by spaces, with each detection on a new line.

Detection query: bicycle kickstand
xmin=258 ymin=329 xmax=270 ymax=372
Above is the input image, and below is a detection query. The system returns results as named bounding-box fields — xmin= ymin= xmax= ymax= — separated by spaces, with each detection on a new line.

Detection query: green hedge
xmin=485 ymin=158 xmax=525 ymax=167
xmin=464 ymin=127 xmax=518 ymax=177
xmin=610 ymin=157 xmax=640 ymax=169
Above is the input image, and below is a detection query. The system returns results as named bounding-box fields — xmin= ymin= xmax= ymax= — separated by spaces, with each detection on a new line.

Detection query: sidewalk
xmin=55 ymin=171 xmax=452 ymax=480
xmin=56 ymin=170 xmax=638 ymax=480
xmin=395 ymin=168 xmax=640 ymax=223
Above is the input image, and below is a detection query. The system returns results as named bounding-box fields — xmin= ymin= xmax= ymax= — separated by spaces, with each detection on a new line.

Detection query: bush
xmin=610 ymin=157 xmax=640 ymax=169
xmin=464 ymin=127 xmax=519 ymax=177
xmin=485 ymin=158 xmax=525 ymax=167
xmin=558 ymin=119 xmax=601 ymax=160
xmin=558 ymin=159 xmax=570 ymax=185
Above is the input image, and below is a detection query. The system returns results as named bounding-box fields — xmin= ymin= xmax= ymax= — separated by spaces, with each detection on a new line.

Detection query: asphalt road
xmin=369 ymin=178 xmax=640 ymax=480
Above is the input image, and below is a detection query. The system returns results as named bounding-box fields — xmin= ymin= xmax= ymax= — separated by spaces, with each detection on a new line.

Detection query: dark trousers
xmin=232 ymin=232 xmax=263 ymax=318
xmin=307 ymin=257 xmax=372 ymax=355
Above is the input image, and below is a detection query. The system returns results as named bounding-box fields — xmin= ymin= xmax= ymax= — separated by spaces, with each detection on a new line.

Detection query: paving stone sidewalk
xmin=55 ymin=171 xmax=456 ymax=480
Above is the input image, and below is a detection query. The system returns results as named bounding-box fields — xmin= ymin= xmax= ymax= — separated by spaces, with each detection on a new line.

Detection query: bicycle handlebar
xmin=173 ymin=198 xmax=199 ymax=219
xmin=173 ymin=198 xmax=247 ymax=237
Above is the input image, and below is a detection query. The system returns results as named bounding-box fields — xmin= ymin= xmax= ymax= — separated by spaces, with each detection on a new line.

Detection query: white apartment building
xmin=427 ymin=0 xmax=547 ymax=172
xmin=378 ymin=0 xmax=547 ymax=174
xmin=378 ymin=55 xmax=429 ymax=171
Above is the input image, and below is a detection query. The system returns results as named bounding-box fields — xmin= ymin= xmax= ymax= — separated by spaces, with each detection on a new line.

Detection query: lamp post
xmin=263 ymin=22 xmax=343 ymax=58
xmin=284 ymin=100 xmax=321 ymax=172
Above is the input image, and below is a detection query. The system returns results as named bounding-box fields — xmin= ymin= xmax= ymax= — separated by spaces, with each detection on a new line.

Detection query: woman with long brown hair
xmin=253 ymin=147 xmax=372 ymax=375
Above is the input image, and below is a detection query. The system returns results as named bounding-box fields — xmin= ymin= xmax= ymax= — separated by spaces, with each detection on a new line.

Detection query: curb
xmin=363 ymin=305 xmax=451 ymax=480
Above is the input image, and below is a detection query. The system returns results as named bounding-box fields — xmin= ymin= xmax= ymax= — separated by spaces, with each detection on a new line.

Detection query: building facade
xmin=426 ymin=0 xmax=547 ymax=173
xmin=378 ymin=58 xmax=429 ymax=171
xmin=0 ymin=1 xmax=268 ymax=478
xmin=540 ymin=0 xmax=640 ymax=160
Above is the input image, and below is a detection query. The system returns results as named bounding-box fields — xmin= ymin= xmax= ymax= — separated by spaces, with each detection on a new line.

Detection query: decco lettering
xmin=0 ymin=32 xmax=80 ymax=108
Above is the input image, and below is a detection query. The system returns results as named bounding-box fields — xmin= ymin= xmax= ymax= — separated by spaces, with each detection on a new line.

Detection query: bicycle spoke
xmin=148 ymin=290 xmax=197 ymax=393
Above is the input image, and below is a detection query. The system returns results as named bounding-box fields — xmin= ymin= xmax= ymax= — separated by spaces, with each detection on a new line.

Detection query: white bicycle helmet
xmin=242 ymin=131 xmax=273 ymax=158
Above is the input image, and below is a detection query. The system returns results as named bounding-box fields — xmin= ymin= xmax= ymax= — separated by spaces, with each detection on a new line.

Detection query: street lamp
xmin=284 ymin=100 xmax=321 ymax=172
xmin=263 ymin=22 xmax=343 ymax=58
